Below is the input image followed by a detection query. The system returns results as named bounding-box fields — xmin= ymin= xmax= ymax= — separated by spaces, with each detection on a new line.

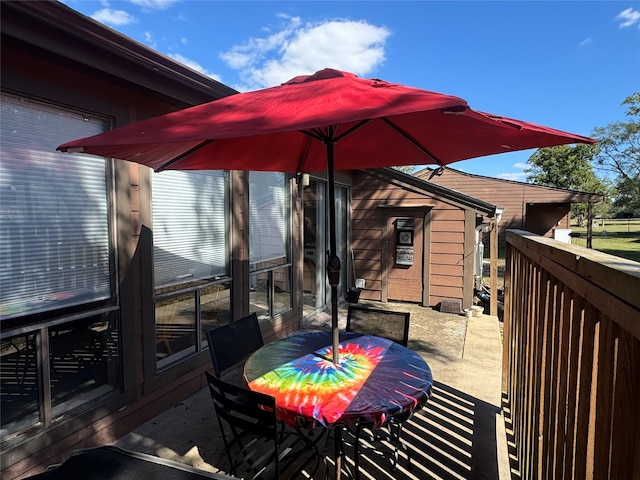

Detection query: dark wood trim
xmin=114 ymin=161 xmax=137 ymax=395
xmin=233 ymin=171 xmax=249 ymax=319
xmin=1 ymin=1 xmax=237 ymax=106
xmin=422 ymin=209 xmax=432 ymax=307
xmin=368 ymin=168 xmax=496 ymax=215
xmin=381 ymin=215 xmax=390 ymax=302
xmin=293 ymin=176 xmax=304 ymax=324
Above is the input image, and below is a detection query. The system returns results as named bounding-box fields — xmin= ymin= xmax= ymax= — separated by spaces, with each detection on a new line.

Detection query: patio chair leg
xmin=353 ymin=423 xmax=362 ymax=480
xmin=388 ymin=420 xmax=410 ymax=470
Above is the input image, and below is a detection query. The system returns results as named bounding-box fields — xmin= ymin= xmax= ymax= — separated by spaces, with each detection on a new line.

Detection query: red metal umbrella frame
xmin=58 ymin=68 xmax=595 ymax=363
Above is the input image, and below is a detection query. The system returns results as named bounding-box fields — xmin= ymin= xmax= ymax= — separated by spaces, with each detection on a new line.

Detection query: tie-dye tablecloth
xmin=244 ymin=330 xmax=432 ymax=429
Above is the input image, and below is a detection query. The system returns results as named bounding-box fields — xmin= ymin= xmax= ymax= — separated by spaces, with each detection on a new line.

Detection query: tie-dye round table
xmin=243 ymin=330 xmax=433 ymax=430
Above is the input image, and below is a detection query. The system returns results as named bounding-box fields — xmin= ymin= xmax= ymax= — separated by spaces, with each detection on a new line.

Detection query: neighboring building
xmin=415 ymin=167 xmax=605 ymax=248
xmin=1 ymin=3 xmax=498 ymax=478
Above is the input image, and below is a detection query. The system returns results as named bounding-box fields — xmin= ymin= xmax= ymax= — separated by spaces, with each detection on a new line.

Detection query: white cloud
xmin=168 ymin=53 xmax=222 ymax=82
xmin=128 ymin=0 xmax=178 ymax=10
xmin=616 ymin=7 xmax=640 ymax=28
xmin=579 ymin=38 xmax=592 ymax=46
xmin=91 ymin=8 xmax=137 ymax=26
xmin=497 ymin=172 xmax=526 ymax=182
xmin=143 ymin=31 xmax=156 ymax=48
xmin=495 ymin=161 xmax=530 ymax=181
xmin=220 ymin=15 xmax=391 ymax=91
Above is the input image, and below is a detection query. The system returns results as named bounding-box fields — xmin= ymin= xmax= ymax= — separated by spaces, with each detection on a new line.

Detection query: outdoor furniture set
xmin=205 ymin=308 xmax=433 ymax=480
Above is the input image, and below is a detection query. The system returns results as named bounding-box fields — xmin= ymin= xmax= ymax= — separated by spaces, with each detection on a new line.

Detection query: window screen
xmin=249 ymin=172 xmax=287 ymax=265
xmin=152 ymin=170 xmax=228 ymax=289
xmin=0 ymin=94 xmax=111 ymax=320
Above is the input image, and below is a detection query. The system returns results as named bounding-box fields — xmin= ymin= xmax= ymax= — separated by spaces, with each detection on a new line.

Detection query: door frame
xmin=380 ymin=206 xmax=432 ymax=306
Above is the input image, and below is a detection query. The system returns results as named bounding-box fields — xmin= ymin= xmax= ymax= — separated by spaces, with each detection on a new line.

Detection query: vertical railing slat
xmin=562 ymin=294 xmax=583 ymax=479
xmin=593 ymin=314 xmax=615 ymax=479
xmin=537 ymin=271 xmax=552 ymax=479
xmin=553 ymin=283 xmax=571 ymax=479
xmin=573 ymin=305 xmax=595 ymax=480
xmin=609 ymin=330 xmax=640 ymax=478
xmin=523 ymin=262 xmax=537 ymax=480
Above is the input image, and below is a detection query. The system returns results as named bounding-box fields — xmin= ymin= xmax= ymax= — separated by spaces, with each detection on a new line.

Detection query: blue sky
xmin=61 ymin=0 xmax=639 ymax=181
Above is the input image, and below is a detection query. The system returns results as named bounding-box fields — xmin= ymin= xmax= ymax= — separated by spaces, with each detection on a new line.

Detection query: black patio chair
xmin=205 ymin=313 xmax=263 ymax=381
xmin=346 ymin=305 xmax=410 ymax=347
xmin=205 ymin=371 xmax=323 ymax=480
xmin=345 ymin=305 xmax=413 ymax=473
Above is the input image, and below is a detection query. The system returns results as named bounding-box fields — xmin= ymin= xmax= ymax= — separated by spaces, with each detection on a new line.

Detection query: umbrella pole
xmin=326 ymin=141 xmax=341 ymax=364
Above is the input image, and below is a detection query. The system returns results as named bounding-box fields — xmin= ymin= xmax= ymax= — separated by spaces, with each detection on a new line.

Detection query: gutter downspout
xmin=474 ymin=223 xmax=490 ymax=291
xmin=474 ymin=208 xmax=504 ymax=317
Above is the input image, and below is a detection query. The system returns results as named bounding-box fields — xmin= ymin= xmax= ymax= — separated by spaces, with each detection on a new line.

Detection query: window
xmin=152 ymin=170 xmax=230 ymax=368
xmin=0 ymin=94 xmax=119 ymax=439
xmin=0 ymin=95 xmax=112 ymax=319
xmin=249 ymin=172 xmax=291 ymax=319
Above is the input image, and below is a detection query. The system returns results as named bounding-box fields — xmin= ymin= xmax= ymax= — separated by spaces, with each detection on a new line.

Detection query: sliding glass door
xmin=302 ymin=179 xmax=348 ymax=317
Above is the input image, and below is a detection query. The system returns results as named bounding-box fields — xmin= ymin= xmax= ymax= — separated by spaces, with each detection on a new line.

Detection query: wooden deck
xmin=115 ymin=304 xmax=511 ymax=479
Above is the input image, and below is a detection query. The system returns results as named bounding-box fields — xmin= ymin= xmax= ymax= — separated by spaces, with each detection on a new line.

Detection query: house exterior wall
xmin=351 ymin=170 xmax=486 ymax=309
xmin=0 ymin=4 xmax=302 ymax=478
xmin=417 ymin=167 xmax=598 ymax=248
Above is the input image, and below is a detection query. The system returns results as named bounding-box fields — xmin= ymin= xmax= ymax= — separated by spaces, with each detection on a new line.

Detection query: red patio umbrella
xmin=58 ymin=68 xmax=595 ymax=363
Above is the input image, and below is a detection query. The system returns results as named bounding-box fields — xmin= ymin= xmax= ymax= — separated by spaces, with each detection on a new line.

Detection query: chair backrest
xmin=205 ymin=370 xmax=280 ymax=478
xmin=205 ymin=313 xmax=263 ymax=377
xmin=206 ymin=370 xmax=277 ymax=437
xmin=346 ymin=305 xmax=411 ymax=346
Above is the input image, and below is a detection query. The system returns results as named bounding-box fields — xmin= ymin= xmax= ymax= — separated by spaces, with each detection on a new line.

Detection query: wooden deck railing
xmin=502 ymin=230 xmax=640 ymax=479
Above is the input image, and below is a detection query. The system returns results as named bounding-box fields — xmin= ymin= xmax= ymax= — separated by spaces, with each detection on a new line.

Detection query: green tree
xmin=391 ymin=165 xmax=416 ymax=174
xmin=591 ymin=93 xmax=640 ymax=215
xmin=525 ymin=143 xmax=605 ymax=191
xmin=525 ymin=143 xmax=609 ymax=224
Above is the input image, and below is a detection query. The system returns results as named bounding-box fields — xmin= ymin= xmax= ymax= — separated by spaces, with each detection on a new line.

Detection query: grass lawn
xmin=570 ymin=218 xmax=640 ymax=263
xmin=481 ymin=219 xmax=639 ymax=290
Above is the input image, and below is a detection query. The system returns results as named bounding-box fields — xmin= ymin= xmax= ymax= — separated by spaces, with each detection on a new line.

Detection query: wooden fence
xmin=502 ymin=230 xmax=640 ymax=479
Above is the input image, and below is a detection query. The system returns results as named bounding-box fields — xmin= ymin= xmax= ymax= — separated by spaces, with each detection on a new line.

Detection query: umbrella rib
xmin=381 ymin=118 xmax=445 ymax=167
xmin=303 ymin=119 xmax=370 ymax=145
xmin=302 ymin=129 xmax=326 ymax=143
xmin=334 ymin=119 xmax=371 ymax=142
xmin=296 ymin=135 xmax=313 ymax=173
xmin=155 ymin=139 xmax=215 ymax=172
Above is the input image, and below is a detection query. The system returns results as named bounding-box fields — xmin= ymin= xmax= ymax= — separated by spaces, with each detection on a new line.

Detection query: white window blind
xmin=0 ymin=94 xmax=111 ymax=320
xmin=152 ymin=170 xmax=227 ymax=288
xmin=249 ymin=171 xmax=287 ymax=265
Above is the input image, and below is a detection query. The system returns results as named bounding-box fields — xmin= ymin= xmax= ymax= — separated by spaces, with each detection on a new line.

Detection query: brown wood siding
xmin=425 ymin=170 xmax=528 ymax=248
xmin=431 ymin=263 xmax=464 ymax=276
xmin=430 ymin=242 xmax=464 ymax=254
xmin=351 ymin=171 xmax=476 ymax=307
xmin=430 ymin=284 xmax=464 ymax=299
xmin=419 ymin=168 xmax=597 ymax=247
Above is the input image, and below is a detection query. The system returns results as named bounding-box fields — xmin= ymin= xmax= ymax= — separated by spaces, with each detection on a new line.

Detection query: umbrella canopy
xmin=59 ymin=68 xmax=594 ymax=173
xmin=58 ymin=68 xmax=595 ymax=362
